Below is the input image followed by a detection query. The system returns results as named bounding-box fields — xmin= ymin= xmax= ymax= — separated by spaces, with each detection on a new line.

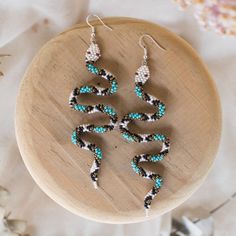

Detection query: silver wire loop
xmin=139 ymin=34 xmax=166 ymax=64
xmin=86 ymin=14 xmax=113 ymax=43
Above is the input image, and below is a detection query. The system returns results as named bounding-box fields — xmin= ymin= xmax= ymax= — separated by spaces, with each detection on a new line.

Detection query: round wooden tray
xmin=15 ymin=17 xmax=221 ymax=224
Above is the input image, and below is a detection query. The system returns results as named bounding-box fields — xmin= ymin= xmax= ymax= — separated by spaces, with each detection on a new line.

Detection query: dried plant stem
xmin=0 ymin=186 xmax=29 ymax=235
xmin=0 ymin=54 xmax=10 ymax=77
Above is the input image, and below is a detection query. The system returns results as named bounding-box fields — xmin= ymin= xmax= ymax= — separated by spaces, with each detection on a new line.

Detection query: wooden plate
xmin=15 ymin=17 xmax=221 ymax=224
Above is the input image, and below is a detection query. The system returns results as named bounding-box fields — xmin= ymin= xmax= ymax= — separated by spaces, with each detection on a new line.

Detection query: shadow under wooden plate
xmin=15 ymin=17 xmax=221 ymax=224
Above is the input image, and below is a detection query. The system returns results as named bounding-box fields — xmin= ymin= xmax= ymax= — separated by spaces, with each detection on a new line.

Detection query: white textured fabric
xmin=0 ymin=0 xmax=236 ymax=235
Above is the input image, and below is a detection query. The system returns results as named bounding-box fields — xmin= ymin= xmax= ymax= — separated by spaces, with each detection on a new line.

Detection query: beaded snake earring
xmin=69 ymin=15 xmax=118 ymax=189
xmin=119 ymin=34 xmax=170 ymax=216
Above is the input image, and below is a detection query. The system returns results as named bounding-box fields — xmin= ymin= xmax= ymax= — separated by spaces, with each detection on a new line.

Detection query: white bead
xmin=135 ymin=65 xmax=150 ymax=84
xmin=85 ymin=43 xmax=101 ymax=62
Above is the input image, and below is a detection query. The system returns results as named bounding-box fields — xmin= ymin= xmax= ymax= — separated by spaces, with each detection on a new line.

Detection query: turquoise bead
xmin=80 ymin=86 xmax=92 ymax=94
xmin=95 ymin=147 xmax=102 ymax=159
xmin=110 ymin=81 xmax=118 ymax=94
xmin=158 ymin=103 xmax=166 ymax=116
xmin=71 ymin=131 xmax=77 ymax=145
xmin=93 ymin=126 xmax=107 ymax=133
xmin=131 ymin=160 xmax=141 ymax=174
xmin=74 ymin=104 xmax=87 ymax=112
xmin=135 ymin=86 xmax=143 ymax=98
xmin=122 ymin=133 xmax=134 ymax=142
xmin=129 ymin=113 xmax=142 ymax=119
xmin=87 ymin=63 xmax=99 ymax=75
xmin=153 ymin=134 xmax=166 ymax=142
xmin=104 ymin=105 xmax=116 ymax=116
xmin=155 ymin=177 xmax=163 ymax=188
xmin=150 ymin=154 xmax=164 ymax=162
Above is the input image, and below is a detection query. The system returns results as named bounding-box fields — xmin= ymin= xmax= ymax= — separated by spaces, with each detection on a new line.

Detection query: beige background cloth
xmin=0 ymin=0 xmax=235 ymax=235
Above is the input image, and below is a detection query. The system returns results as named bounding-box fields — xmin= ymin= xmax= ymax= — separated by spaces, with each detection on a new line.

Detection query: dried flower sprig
xmin=0 ymin=186 xmax=10 ymax=207
xmin=174 ymin=0 xmax=193 ymax=9
xmin=0 ymin=186 xmax=29 ymax=236
xmin=173 ymin=0 xmax=236 ymax=36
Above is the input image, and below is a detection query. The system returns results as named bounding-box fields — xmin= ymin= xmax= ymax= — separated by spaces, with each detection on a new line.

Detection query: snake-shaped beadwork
xmin=119 ymin=64 xmax=170 ymax=215
xmin=69 ymin=42 xmax=118 ymax=188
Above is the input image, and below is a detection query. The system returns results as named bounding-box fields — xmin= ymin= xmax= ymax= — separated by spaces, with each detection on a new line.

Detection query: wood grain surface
xmin=15 ymin=17 xmax=221 ymax=224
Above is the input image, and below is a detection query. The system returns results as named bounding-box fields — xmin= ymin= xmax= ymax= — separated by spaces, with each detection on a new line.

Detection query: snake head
xmin=85 ymin=43 xmax=101 ymax=63
xmin=135 ymin=65 xmax=150 ymax=84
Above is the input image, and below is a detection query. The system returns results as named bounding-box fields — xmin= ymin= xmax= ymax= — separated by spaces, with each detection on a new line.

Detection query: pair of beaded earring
xmin=69 ymin=15 xmax=170 ymax=216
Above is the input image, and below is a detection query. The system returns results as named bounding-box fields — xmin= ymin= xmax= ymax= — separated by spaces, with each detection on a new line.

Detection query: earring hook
xmin=139 ymin=34 xmax=166 ymax=63
xmin=86 ymin=14 xmax=113 ymax=34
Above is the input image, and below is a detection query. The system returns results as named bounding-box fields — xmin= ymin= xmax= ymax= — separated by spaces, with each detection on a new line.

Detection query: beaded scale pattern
xmin=69 ymin=42 xmax=118 ymax=188
xmin=119 ymin=64 xmax=170 ymax=215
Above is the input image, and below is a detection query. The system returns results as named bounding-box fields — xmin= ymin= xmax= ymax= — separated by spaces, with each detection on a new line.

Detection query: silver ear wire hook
xmin=86 ymin=14 xmax=113 ymax=43
xmin=139 ymin=34 xmax=166 ymax=64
